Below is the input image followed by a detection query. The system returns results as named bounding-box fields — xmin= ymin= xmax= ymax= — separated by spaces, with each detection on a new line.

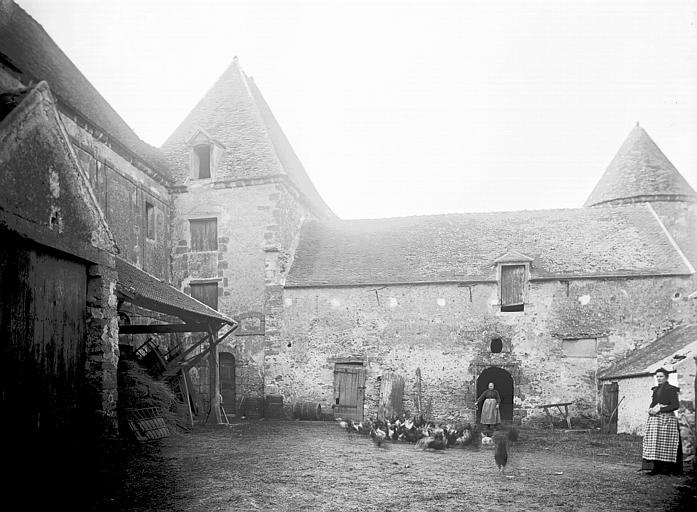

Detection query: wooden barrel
xmin=264 ymin=395 xmax=284 ymax=419
xmin=292 ymin=401 xmax=322 ymax=420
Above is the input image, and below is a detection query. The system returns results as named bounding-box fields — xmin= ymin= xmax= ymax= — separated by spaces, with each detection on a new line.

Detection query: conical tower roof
xmin=584 ymin=124 xmax=696 ymax=207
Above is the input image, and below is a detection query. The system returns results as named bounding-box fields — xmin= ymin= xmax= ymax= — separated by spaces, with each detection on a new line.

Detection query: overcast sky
xmin=18 ymin=0 xmax=697 ymax=219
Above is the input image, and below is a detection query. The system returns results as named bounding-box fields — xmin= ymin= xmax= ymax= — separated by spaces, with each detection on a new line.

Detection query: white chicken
xmin=370 ymin=427 xmax=387 ymax=447
xmin=481 ymin=432 xmax=494 ymax=447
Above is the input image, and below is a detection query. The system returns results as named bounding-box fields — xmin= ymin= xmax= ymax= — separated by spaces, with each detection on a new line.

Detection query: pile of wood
xmin=117 ymin=359 xmax=188 ymax=439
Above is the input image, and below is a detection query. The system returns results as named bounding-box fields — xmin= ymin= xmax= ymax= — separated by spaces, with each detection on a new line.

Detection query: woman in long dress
xmin=476 ymin=382 xmax=501 ymax=435
xmin=642 ymin=368 xmax=682 ymax=476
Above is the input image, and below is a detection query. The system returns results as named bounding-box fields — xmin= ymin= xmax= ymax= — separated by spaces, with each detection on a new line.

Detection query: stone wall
xmin=61 ymin=115 xmax=172 ymax=279
xmin=85 ymin=262 xmax=120 ymax=436
xmin=173 ymin=178 xmax=313 ymax=408
xmin=268 ymin=274 xmax=696 ymax=423
xmin=0 ymin=81 xmax=120 ymax=437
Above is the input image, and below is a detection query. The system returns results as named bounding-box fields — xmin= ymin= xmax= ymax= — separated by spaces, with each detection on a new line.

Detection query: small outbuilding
xmin=598 ymin=324 xmax=697 ymax=438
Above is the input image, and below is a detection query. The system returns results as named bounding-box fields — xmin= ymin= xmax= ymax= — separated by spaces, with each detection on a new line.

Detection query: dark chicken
xmin=415 ymin=427 xmax=446 ymax=450
xmin=494 ymin=437 xmax=508 ymax=474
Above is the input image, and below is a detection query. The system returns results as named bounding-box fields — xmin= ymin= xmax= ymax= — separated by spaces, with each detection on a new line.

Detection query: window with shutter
xmin=190 ymin=218 xmax=217 ymax=252
xmin=190 ymin=282 xmax=218 ymax=310
xmin=500 ymin=264 xmax=525 ymax=312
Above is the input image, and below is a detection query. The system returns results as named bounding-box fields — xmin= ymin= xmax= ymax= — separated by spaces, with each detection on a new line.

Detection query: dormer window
xmin=494 ymin=251 xmax=532 ymax=313
xmin=500 ymin=265 xmax=525 ymax=312
xmin=187 ymin=128 xmax=225 ymax=180
xmin=193 ymin=144 xmax=211 ymax=179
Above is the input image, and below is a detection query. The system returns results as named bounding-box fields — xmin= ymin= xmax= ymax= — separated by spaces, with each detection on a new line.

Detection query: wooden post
xmin=414 ymin=368 xmax=423 ymax=419
xmin=180 ymin=369 xmax=194 ymax=428
xmin=206 ymin=324 xmax=222 ymax=425
xmin=378 ymin=372 xmax=404 ymax=421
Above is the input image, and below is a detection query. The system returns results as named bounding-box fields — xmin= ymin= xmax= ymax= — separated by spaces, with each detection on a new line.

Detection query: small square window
xmin=190 ymin=282 xmax=218 ymax=310
xmin=190 ymin=218 xmax=218 ymax=252
xmin=145 ymin=202 xmax=155 ymax=240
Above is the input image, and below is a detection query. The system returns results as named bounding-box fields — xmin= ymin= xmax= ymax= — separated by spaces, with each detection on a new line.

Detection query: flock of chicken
xmin=336 ymin=416 xmax=513 ymax=474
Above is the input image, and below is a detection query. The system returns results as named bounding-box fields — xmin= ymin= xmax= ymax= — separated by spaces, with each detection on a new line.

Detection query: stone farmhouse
xmin=1 ymin=0 xmax=695 ymax=446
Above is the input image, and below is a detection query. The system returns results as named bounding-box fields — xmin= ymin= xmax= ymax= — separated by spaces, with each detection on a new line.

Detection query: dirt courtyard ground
xmin=85 ymin=420 xmax=695 ymax=511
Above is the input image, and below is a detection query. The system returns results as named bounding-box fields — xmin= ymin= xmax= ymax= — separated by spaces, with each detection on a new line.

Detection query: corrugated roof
xmin=285 ymin=205 xmax=692 ymax=287
xmin=116 ymin=258 xmax=235 ymax=326
xmin=585 ymin=124 xmax=697 ymax=207
xmin=599 ymin=324 xmax=697 ymax=380
xmin=0 ymin=1 xmax=171 ymax=179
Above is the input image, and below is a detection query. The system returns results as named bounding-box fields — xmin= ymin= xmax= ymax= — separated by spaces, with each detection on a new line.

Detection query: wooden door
xmin=377 ymin=372 xmax=404 ymax=421
xmin=219 ymin=352 xmax=236 ymax=413
xmin=333 ymin=363 xmax=365 ymax=420
xmin=601 ymin=382 xmax=619 ymax=434
xmin=0 ymin=239 xmax=87 ymax=441
xmin=501 ymin=265 xmax=525 ymax=308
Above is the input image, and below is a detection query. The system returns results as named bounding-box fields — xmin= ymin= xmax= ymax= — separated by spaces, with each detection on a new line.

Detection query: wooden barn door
xmin=378 ymin=372 xmax=404 ymax=421
xmin=601 ymin=382 xmax=619 ymax=434
xmin=333 ymin=363 xmax=365 ymax=421
xmin=0 ymin=239 xmax=87 ymax=442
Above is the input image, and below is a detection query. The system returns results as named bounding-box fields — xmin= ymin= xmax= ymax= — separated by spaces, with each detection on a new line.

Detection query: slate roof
xmin=285 ymin=205 xmax=692 ymax=287
xmin=116 ymin=258 xmax=236 ymax=326
xmin=246 ymin=75 xmax=335 ymax=219
xmin=0 ymin=1 xmax=171 ymax=179
xmin=585 ymin=125 xmax=697 ymax=206
xmin=599 ymin=324 xmax=697 ymax=379
xmin=161 ymin=59 xmax=334 ymax=219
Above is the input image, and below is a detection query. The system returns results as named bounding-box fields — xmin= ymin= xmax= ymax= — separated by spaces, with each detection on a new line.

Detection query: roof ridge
xmin=161 ymin=58 xmax=335 ymax=219
xmin=645 ymin=203 xmax=695 ymax=274
xmin=330 ymin=204 xmax=655 ymax=223
xmin=1 ymin=0 xmax=172 ymax=180
xmin=243 ymin=71 xmax=336 ymax=219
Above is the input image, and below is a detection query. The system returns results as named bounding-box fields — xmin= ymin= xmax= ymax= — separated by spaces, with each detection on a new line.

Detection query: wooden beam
xmin=207 ymin=323 xmax=222 ymax=425
xmin=180 ymin=369 xmax=195 ymax=428
xmin=162 ymin=325 xmax=237 ymax=378
xmin=119 ymin=323 xmax=208 ymax=334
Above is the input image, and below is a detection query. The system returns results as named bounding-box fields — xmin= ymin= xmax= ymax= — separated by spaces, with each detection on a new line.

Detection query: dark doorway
xmin=219 ymin=353 xmax=236 ymax=413
xmin=476 ymin=367 xmax=514 ymax=423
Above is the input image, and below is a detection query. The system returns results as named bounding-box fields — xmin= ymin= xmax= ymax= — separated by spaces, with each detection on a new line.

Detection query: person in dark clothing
xmin=642 ymin=368 xmax=683 ymax=476
xmin=476 ymin=382 xmax=501 ymax=435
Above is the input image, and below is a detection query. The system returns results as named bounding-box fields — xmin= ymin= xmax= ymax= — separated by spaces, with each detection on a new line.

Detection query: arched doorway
xmin=219 ymin=353 xmax=236 ymax=413
xmin=476 ymin=367 xmax=514 ymax=423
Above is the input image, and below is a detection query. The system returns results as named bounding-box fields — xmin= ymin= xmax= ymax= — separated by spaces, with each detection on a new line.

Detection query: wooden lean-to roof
xmin=116 ymin=257 xmax=236 ymax=326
